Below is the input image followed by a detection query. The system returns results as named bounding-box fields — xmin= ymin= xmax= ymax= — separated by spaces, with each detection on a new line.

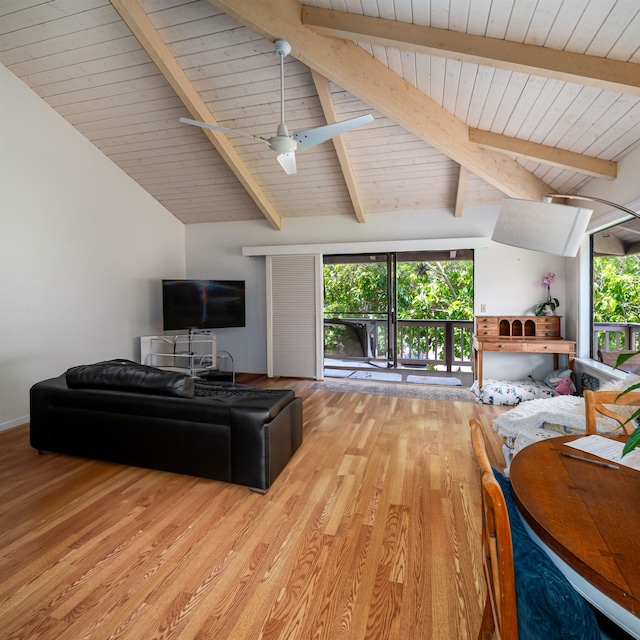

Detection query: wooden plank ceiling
xmin=1 ymin=0 xmax=639 ymax=229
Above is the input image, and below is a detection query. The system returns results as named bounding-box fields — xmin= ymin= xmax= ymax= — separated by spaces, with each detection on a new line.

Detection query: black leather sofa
xmin=30 ymin=360 xmax=303 ymax=491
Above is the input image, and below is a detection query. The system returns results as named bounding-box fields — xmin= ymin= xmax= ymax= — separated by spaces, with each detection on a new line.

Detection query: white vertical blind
xmin=266 ymin=254 xmax=323 ymax=379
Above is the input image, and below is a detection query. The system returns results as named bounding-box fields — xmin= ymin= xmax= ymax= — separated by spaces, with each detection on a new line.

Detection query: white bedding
xmin=493 ymin=394 xmax=619 ymax=440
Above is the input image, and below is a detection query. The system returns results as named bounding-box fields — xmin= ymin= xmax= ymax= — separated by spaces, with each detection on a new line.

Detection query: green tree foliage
xmin=397 ymin=261 xmax=473 ymax=320
xmin=324 ymin=260 xmax=474 ymax=320
xmin=593 ymin=254 xmax=640 ymax=323
xmin=323 ymin=260 xmax=474 ymax=363
xmin=324 ymin=263 xmax=388 ymax=317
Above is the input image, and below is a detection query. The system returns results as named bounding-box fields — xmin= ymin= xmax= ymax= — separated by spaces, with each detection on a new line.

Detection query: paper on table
xmin=564 ymin=435 xmax=640 ymax=471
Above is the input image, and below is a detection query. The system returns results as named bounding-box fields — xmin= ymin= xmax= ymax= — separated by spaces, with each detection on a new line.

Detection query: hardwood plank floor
xmin=0 ymin=376 xmax=507 ymax=639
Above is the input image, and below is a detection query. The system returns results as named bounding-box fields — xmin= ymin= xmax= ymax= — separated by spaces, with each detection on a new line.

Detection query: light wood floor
xmin=0 ymin=376 xmax=507 ymax=640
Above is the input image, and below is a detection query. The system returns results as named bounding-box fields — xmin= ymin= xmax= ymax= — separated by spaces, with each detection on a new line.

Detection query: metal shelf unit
xmin=140 ymin=331 xmax=217 ymax=377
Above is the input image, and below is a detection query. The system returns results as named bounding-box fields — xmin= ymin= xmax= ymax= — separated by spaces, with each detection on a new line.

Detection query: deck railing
xmin=593 ymin=322 xmax=640 ymax=353
xmin=326 ymin=319 xmax=639 ymax=371
xmin=324 ymin=317 xmax=474 ymax=371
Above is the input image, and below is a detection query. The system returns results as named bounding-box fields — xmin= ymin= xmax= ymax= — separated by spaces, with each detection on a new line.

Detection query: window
xmin=591 ymin=218 xmax=640 ymax=360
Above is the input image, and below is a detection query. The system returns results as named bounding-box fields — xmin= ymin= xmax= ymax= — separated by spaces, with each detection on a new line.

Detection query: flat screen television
xmin=162 ymin=279 xmax=246 ymax=330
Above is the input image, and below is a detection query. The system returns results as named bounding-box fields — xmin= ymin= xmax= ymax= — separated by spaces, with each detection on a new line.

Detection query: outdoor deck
xmin=324 ymin=319 xmax=639 ymax=386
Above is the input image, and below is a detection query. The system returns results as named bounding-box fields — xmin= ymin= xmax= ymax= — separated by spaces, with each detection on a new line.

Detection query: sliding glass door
xmin=323 ymin=250 xmax=474 ymax=374
xmin=323 ymin=253 xmax=396 ymax=367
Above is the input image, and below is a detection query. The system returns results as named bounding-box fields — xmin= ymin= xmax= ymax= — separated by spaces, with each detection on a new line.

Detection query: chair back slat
xmin=470 ymin=419 xmax=518 ymax=640
xmin=584 ymin=389 xmax=640 ymax=435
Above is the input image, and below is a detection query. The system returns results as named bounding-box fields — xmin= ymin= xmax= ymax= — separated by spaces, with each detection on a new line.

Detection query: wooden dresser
xmin=473 ymin=315 xmax=576 ymax=386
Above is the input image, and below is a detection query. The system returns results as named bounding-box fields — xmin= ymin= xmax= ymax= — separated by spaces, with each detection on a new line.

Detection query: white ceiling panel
xmin=1 ymin=0 xmax=638 ymax=226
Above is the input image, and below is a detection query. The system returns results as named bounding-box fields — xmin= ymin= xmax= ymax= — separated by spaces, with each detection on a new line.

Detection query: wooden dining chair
xmin=470 ymin=419 xmax=518 ymax=640
xmin=584 ymin=389 xmax=640 ymax=435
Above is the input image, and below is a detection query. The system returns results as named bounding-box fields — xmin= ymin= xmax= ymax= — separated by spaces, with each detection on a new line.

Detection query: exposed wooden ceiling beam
xmin=469 ymin=129 xmax=617 ymax=179
xmin=310 ymin=70 xmax=366 ymax=223
xmin=208 ymin=0 xmax=551 ymax=202
xmin=455 ymin=166 xmax=468 ymax=218
xmin=302 ymin=6 xmax=640 ymax=97
xmin=109 ymin=0 xmax=282 ymax=230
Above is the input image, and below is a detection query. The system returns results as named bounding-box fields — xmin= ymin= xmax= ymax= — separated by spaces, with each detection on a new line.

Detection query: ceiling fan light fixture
xmin=276 ymin=152 xmax=297 ymax=175
xmin=269 ymin=124 xmax=298 ymax=154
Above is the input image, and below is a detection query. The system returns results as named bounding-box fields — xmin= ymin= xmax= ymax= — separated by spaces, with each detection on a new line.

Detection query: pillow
xmin=492 ymin=469 xmax=600 ymax=640
xmin=543 ymin=368 xmax=573 ymax=388
xmin=471 ymin=379 xmax=554 ymax=405
xmin=66 ymin=359 xmax=195 ymax=398
xmin=548 ymin=376 xmax=576 ymax=396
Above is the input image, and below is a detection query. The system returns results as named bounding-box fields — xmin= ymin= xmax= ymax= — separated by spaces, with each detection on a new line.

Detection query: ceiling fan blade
xmin=293 ymin=114 xmax=374 ymax=151
xmin=179 ymin=117 xmax=269 ymax=145
xmin=277 ymin=152 xmax=297 ymax=175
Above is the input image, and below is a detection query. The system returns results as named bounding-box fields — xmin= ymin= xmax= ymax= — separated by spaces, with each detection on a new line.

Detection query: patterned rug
xmin=310 ymin=379 xmax=476 ymax=402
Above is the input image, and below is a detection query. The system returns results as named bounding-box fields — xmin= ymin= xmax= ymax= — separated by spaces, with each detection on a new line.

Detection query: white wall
xmin=186 ymin=206 xmax=572 ymax=380
xmin=186 ymin=219 xmax=269 ymax=375
xmin=475 ymin=243 xmax=570 ymax=379
xmin=0 ymin=65 xmax=186 ymax=430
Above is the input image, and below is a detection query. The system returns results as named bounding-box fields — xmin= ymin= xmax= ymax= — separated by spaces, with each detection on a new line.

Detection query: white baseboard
xmin=0 ymin=416 xmax=29 ymax=432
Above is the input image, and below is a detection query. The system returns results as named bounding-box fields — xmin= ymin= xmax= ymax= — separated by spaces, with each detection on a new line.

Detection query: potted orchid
xmin=535 ymin=272 xmax=560 ymax=316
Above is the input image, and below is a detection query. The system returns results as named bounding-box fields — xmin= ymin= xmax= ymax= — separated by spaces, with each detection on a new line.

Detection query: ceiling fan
xmin=179 ymin=39 xmax=374 ymax=175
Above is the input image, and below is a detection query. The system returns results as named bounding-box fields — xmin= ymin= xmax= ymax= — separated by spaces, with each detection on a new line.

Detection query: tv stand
xmin=140 ymin=331 xmax=217 ymax=377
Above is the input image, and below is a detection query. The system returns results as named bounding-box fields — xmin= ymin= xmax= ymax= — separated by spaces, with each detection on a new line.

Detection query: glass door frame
xmin=386 ymin=253 xmax=398 ymax=367
xmin=323 ymin=249 xmax=475 ymax=373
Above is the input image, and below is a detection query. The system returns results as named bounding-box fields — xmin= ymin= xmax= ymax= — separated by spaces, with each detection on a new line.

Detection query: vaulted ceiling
xmin=1 ymin=0 xmax=639 ymax=230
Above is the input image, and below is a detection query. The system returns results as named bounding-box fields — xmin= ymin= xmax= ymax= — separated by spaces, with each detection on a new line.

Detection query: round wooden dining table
xmin=509 ymin=435 xmax=640 ymax=639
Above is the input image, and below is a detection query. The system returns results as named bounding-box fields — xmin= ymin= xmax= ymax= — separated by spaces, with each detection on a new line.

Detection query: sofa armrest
xmin=229 ymin=396 xmax=303 ymax=491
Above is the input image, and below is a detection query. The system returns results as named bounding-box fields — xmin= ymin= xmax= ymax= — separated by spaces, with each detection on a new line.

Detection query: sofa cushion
xmin=66 ymin=359 xmax=195 ymax=398
xmin=493 ymin=469 xmax=600 ymax=640
xmin=194 ymin=380 xmax=295 ymax=418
